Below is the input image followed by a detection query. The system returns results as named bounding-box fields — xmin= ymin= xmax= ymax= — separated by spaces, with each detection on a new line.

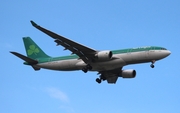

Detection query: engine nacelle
xmin=121 ymin=70 xmax=136 ymax=78
xmin=95 ymin=50 xmax=113 ymax=60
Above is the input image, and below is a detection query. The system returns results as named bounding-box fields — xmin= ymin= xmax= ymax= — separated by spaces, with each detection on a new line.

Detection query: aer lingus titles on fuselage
xmin=10 ymin=21 xmax=171 ymax=84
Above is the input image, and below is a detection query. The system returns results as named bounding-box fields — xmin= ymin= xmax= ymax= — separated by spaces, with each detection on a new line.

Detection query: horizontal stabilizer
xmin=10 ymin=51 xmax=38 ymax=65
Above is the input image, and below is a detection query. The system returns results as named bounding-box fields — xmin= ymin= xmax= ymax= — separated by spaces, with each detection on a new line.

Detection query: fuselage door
xmin=145 ymin=47 xmax=150 ymax=59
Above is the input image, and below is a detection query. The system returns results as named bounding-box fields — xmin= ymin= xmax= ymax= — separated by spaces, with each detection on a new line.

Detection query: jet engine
xmin=95 ymin=50 xmax=113 ymax=60
xmin=121 ymin=70 xmax=136 ymax=78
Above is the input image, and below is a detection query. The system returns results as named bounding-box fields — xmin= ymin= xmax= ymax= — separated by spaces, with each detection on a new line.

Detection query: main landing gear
xmin=96 ymin=78 xmax=101 ymax=84
xmin=82 ymin=64 xmax=92 ymax=73
xmin=150 ymin=60 xmax=155 ymax=68
xmin=96 ymin=75 xmax=106 ymax=84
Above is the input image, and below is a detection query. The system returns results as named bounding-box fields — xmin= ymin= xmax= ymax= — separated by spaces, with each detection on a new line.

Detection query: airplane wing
xmin=30 ymin=21 xmax=97 ymax=64
xmin=99 ymin=68 xmax=122 ymax=84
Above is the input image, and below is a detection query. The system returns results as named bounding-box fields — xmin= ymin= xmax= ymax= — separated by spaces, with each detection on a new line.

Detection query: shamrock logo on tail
xmin=28 ymin=45 xmax=39 ymax=55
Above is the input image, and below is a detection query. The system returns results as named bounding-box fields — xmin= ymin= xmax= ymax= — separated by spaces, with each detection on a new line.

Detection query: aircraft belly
xmin=37 ymin=59 xmax=80 ymax=71
xmin=91 ymin=57 xmax=126 ymax=71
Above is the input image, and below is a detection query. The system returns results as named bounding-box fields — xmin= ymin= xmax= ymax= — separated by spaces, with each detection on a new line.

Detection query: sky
xmin=1 ymin=0 xmax=180 ymax=113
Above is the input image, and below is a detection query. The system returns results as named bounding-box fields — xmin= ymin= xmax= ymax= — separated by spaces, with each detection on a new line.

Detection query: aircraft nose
xmin=166 ymin=50 xmax=171 ymax=56
xmin=164 ymin=50 xmax=171 ymax=57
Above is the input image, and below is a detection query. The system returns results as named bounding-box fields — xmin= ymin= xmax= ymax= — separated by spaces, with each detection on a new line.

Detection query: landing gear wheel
xmin=82 ymin=67 xmax=88 ymax=73
xmin=100 ymin=75 xmax=106 ymax=81
xmin=96 ymin=78 xmax=101 ymax=84
xmin=150 ymin=60 xmax=155 ymax=68
xmin=150 ymin=64 xmax=155 ymax=68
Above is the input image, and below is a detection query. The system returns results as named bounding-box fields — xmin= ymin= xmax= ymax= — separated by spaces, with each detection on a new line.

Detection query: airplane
xmin=10 ymin=21 xmax=171 ymax=84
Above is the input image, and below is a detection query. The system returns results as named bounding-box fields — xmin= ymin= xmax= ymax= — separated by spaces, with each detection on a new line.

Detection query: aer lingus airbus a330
xmin=10 ymin=21 xmax=171 ymax=84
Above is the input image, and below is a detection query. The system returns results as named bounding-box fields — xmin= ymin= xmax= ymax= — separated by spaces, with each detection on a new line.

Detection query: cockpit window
xmin=161 ymin=48 xmax=167 ymax=50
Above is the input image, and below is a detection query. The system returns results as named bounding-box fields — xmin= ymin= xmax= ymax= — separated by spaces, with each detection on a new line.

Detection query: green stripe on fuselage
xmin=113 ymin=46 xmax=166 ymax=54
xmin=24 ymin=46 xmax=166 ymax=65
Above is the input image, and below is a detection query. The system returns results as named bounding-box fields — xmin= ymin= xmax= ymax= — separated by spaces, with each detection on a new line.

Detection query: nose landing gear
xmin=150 ymin=64 xmax=155 ymax=68
xmin=150 ymin=60 xmax=155 ymax=68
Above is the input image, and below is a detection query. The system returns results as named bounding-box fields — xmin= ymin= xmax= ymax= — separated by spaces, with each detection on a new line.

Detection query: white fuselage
xmin=35 ymin=50 xmax=171 ymax=71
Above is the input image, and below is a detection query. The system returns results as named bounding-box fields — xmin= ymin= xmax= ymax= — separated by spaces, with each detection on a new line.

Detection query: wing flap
xmin=106 ymin=75 xmax=118 ymax=84
xmin=99 ymin=68 xmax=122 ymax=84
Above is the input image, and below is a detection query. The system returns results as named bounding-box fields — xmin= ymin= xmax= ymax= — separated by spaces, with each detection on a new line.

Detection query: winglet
xmin=30 ymin=20 xmax=38 ymax=27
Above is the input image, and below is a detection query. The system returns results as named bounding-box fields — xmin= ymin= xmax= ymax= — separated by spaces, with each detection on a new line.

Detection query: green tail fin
xmin=23 ymin=37 xmax=50 ymax=59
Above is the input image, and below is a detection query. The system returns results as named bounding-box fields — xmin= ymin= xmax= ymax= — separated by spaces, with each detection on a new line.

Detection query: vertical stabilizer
xmin=23 ymin=37 xmax=50 ymax=59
